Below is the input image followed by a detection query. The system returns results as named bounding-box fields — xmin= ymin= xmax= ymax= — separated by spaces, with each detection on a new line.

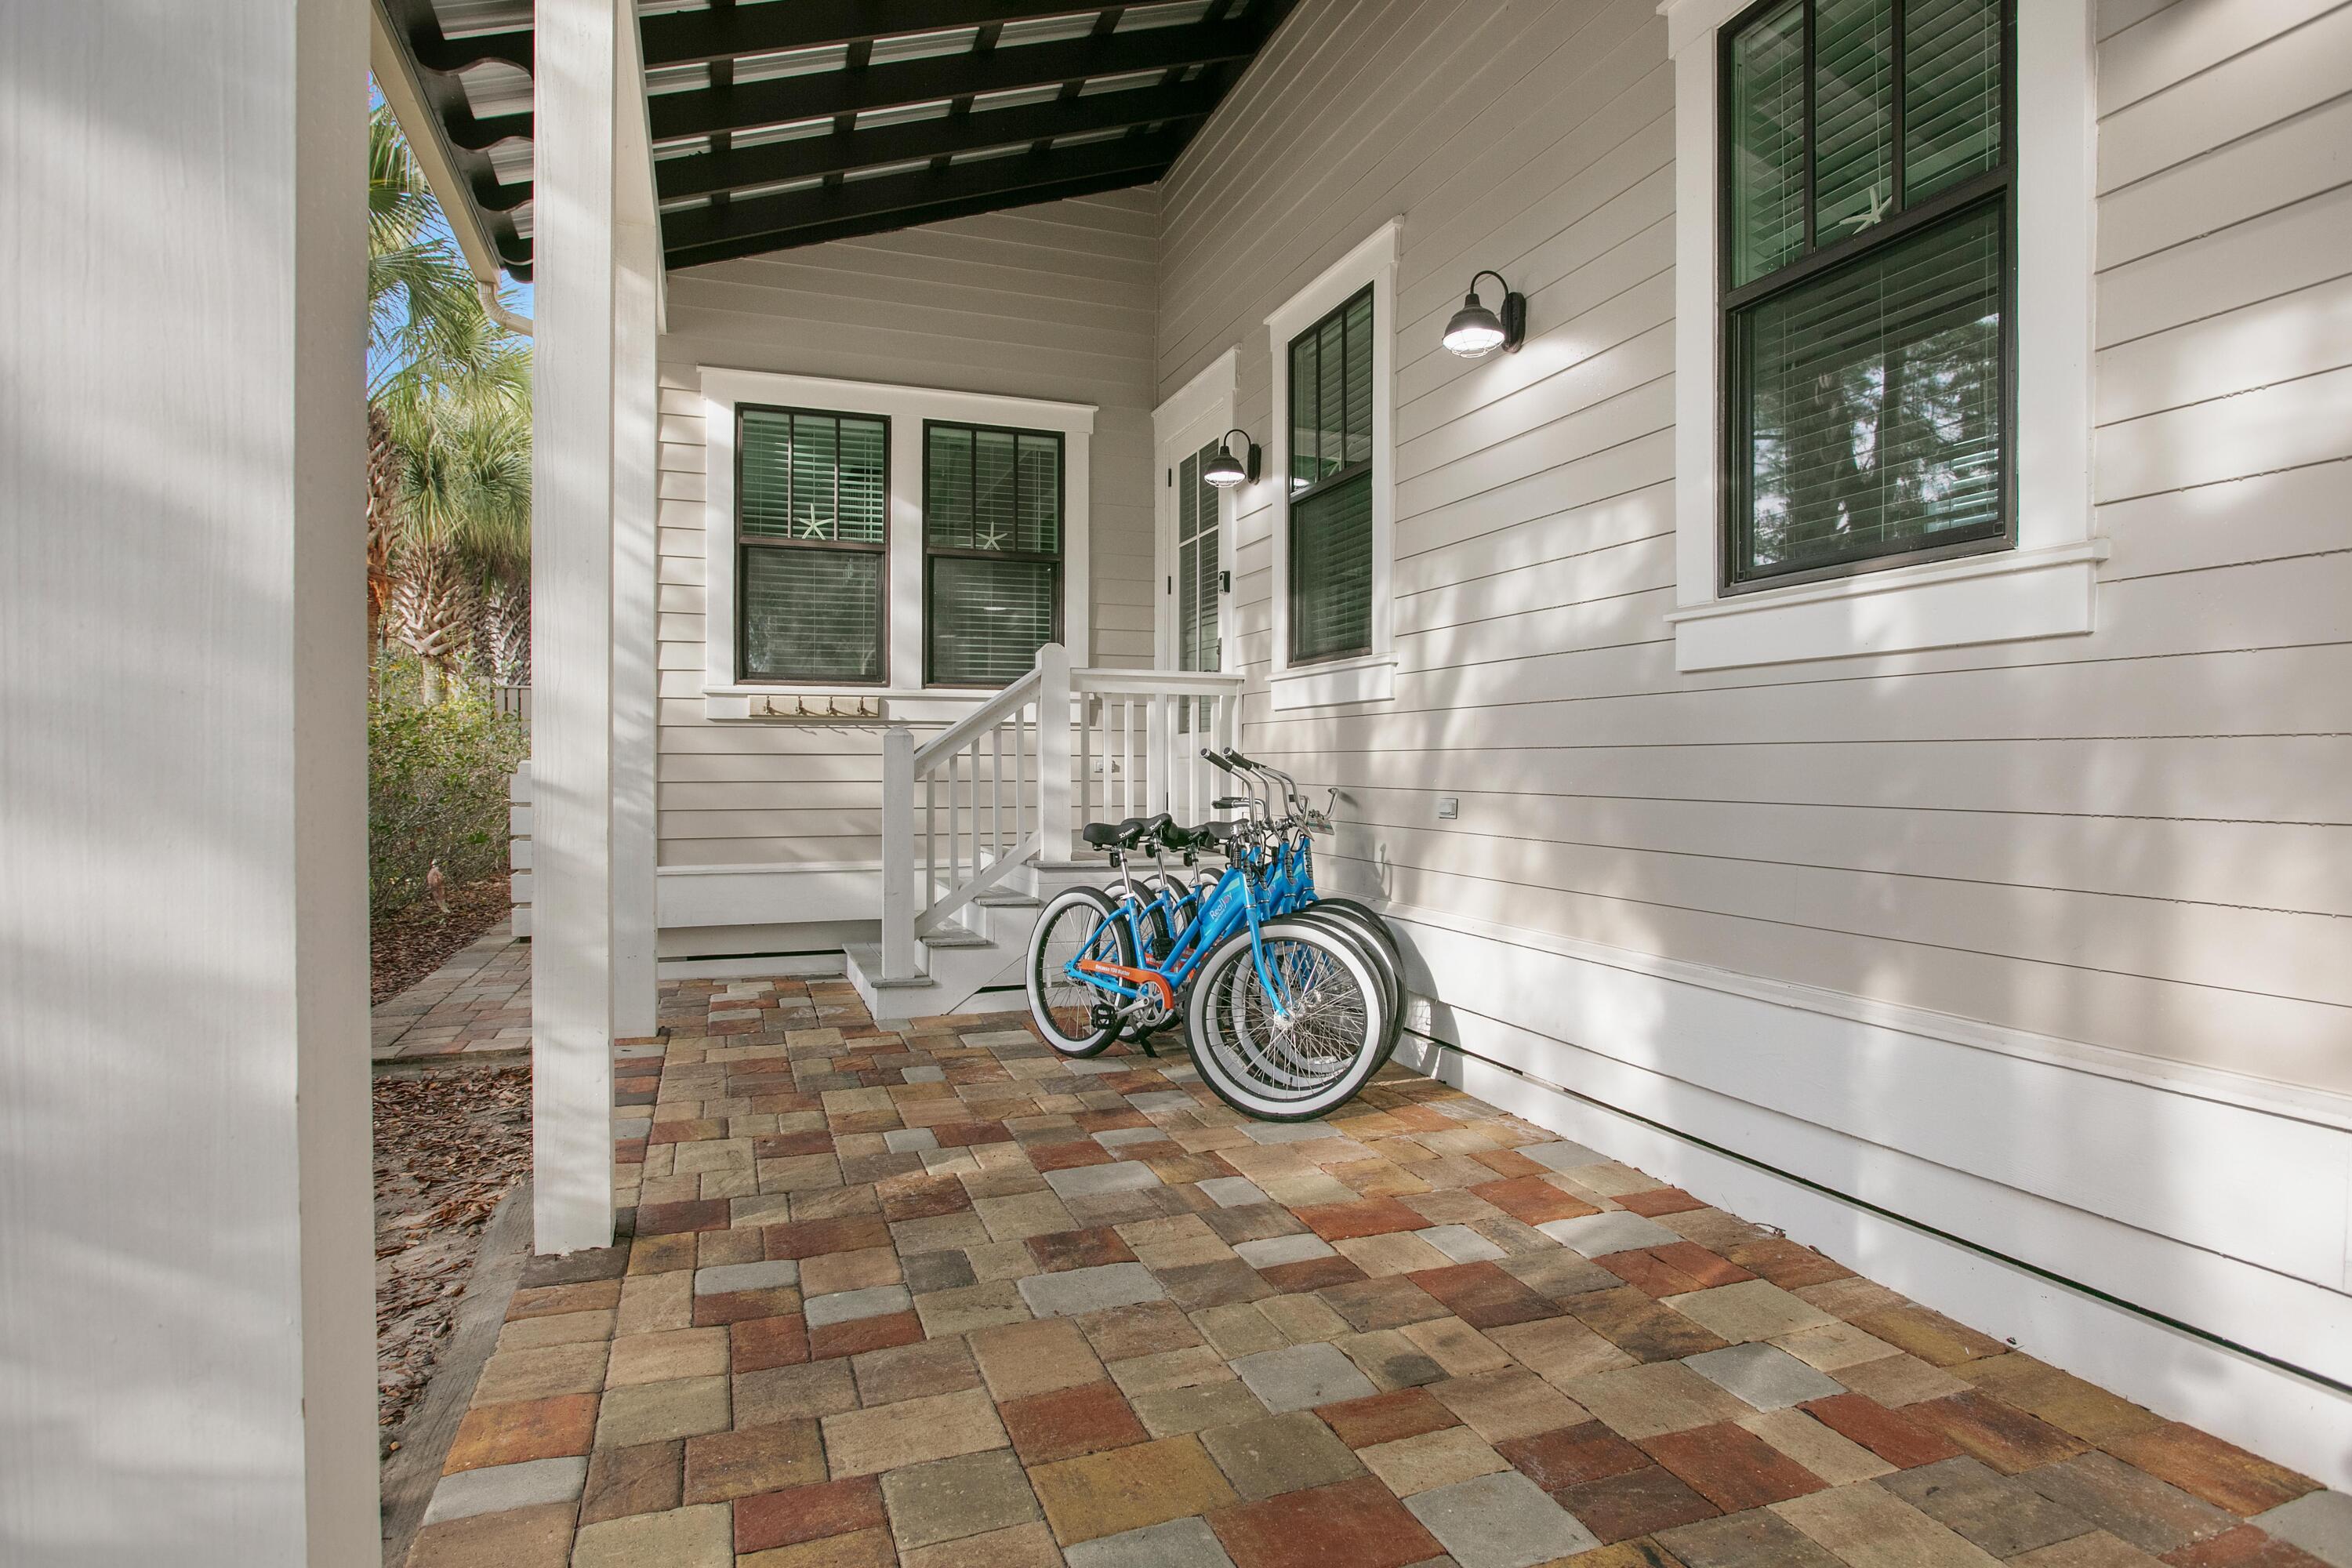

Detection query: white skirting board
xmin=1379 ymin=919 xmax=2352 ymax=1489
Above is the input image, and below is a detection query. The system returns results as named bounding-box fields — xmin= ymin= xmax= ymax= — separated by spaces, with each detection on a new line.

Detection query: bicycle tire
xmin=1027 ymin=885 xmax=1133 ymax=1058
xmin=1184 ymin=920 xmax=1388 ymax=1122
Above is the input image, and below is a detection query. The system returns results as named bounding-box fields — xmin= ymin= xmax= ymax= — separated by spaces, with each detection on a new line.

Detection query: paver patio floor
xmin=404 ymin=974 xmax=2350 ymax=1568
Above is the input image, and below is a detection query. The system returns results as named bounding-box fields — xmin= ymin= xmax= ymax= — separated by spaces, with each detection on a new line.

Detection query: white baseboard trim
xmin=655 ymin=952 xmax=846 ymax=981
xmin=1391 ymin=1027 xmax=2352 ymax=1491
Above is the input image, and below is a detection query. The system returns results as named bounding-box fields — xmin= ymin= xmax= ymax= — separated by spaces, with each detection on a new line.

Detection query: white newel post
xmin=881 ymin=724 xmax=918 ymax=980
xmin=532 ymin=0 xmax=629 ymax=1254
xmin=0 ymin=0 xmax=378 ymax=1558
xmin=1038 ymin=643 xmax=1074 ymax=859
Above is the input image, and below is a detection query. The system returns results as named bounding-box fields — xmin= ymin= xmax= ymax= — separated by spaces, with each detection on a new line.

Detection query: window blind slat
xmin=1343 ymin=293 xmax=1374 ymax=469
xmin=1316 ymin=314 xmax=1346 ymax=481
xmin=1290 ymin=474 xmax=1373 ymax=662
xmin=1813 ymin=0 xmax=1895 ymax=241
xmin=1739 ymin=200 xmax=2004 ymax=579
xmin=1290 ymin=333 xmax=1319 ymax=488
xmin=929 ymin=557 xmax=1057 ymax=686
xmin=742 ymin=550 xmax=884 ymax=682
xmin=1730 ymin=0 xmax=1807 ymax=286
xmin=924 ymin=421 xmax=1064 ymax=684
xmin=1904 ymin=0 xmax=2002 ymax=202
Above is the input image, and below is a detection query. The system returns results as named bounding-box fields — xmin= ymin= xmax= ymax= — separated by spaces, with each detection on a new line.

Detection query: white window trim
xmin=700 ymin=368 xmax=1094 ymax=718
xmin=1265 ymin=219 xmax=1401 ymax=711
xmin=1152 ymin=348 xmax=1240 ymax=673
xmin=1660 ymin=0 xmax=2103 ymax=672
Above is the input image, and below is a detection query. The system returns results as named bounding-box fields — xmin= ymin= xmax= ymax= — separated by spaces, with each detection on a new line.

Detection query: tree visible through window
xmin=1722 ymin=0 xmax=2012 ymax=589
xmin=737 ymin=406 xmax=887 ymax=682
xmin=1287 ymin=285 xmax=1374 ymax=662
xmin=924 ymin=422 xmax=1063 ymax=686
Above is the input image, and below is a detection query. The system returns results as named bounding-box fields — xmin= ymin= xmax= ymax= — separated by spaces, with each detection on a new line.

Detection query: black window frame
xmin=1718 ymin=0 xmax=2019 ymax=595
xmin=735 ymin=401 xmax=891 ymax=685
xmin=920 ymin=418 xmax=1066 ymax=689
xmin=1284 ymin=282 xmax=1377 ymax=666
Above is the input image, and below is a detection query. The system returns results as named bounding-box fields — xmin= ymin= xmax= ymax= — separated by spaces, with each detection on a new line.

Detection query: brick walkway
xmin=401 ymin=975 xmax=2350 ymax=1568
xmin=374 ymin=923 xmax=533 ymax=1060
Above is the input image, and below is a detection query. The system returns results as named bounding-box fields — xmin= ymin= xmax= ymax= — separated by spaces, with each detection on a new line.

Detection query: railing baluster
xmin=925 ymin=774 xmax=937 ymax=907
xmin=949 ymin=750 xmax=961 ymax=895
xmin=992 ymin=725 xmax=1004 ymax=862
xmin=1013 ymin=706 xmax=1025 ymax=849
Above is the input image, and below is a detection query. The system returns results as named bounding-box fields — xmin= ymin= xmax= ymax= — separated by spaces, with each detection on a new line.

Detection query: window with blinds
xmin=1722 ymin=0 xmax=2012 ymax=589
xmin=1287 ymin=285 xmax=1375 ymax=663
xmin=737 ymin=406 xmax=889 ymax=682
xmin=1176 ymin=443 xmax=1220 ymax=673
xmin=924 ymin=421 xmax=1063 ymax=686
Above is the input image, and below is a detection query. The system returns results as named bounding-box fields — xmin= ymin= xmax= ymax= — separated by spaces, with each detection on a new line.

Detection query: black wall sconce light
xmin=1443 ymin=270 xmax=1526 ymax=358
xmin=1202 ymin=427 xmax=1261 ymax=487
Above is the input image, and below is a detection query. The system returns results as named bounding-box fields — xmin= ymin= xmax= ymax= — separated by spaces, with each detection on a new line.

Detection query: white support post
xmin=609 ymin=12 xmax=662 ymax=1041
xmin=881 ymin=725 xmax=918 ymax=979
xmin=1037 ymin=643 xmax=1073 ymax=860
xmin=0 ymin=0 xmax=377 ymax=1557
xmin=532 ymin=0 xmax=623 ymax=1254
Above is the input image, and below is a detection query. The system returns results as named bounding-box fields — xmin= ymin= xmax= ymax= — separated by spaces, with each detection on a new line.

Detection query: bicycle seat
xmin=1080 ymin=812 xmax=1174 ymax=849
xmin=1175 ymin=820 xmax=1242 ymax=848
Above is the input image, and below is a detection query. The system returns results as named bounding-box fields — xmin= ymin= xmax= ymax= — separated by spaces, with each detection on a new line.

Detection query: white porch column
xmin=533 ymin=0 xmax=630 ymax=1254
xmin=610 ymin=13 xmax=662 ymax=1043
xmin=0 ymin=1 xmax=376 ymax=1562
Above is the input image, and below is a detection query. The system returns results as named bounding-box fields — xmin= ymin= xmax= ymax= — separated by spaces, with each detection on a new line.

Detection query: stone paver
xmin=403 ymin=973 xmax=2343 ymax=1568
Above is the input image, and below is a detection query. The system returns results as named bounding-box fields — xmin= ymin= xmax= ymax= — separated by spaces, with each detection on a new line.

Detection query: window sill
xmin=1269 ymin=652 xmax=1396 ymax=712
xmin=1664 ymin=539 xmax=2108 ymax=672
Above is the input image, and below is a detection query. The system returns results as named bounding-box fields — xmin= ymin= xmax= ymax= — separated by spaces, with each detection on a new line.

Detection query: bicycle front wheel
xmin=1185 ymin=919 xmax=1388 ymax=1121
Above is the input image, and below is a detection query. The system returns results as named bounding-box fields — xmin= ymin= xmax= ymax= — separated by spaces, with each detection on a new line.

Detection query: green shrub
xmin=369 ymin=658 xmax=528 ymax=916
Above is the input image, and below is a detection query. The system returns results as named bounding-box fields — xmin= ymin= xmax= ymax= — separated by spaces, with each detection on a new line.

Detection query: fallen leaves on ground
xmin=375 ymin=1064 xmax=532 ymax=1448
xmin=372 ymin=877 xmax=511 ymax=1002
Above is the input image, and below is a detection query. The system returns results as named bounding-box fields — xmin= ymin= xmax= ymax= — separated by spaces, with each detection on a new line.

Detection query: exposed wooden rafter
xmin=660 ymin=128 xmax=1187 ymax=270
xmin=383 ymin=0 xmax=1299 ymax=274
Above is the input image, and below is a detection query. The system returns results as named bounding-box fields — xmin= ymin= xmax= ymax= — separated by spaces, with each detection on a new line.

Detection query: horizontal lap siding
xmin=653 ymin=191 xmax=1160 ymax=873
xmin=1156 ymin=0 xmax=2352 ymax=1090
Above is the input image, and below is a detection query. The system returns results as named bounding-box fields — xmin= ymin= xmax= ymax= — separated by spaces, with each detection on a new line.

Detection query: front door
xmin=1155 ymin=412 xmax=1229 ymax=673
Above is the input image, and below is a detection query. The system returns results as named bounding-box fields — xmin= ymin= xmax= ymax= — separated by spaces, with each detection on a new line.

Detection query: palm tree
xmin=366 ymin=100 xmax=532 ymax=698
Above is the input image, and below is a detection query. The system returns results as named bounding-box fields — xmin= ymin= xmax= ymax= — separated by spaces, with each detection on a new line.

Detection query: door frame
xmin=1150 ymin=349 xmax=1239 ymax=671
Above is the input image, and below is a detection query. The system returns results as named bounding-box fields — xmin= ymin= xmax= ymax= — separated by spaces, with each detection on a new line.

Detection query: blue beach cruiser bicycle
xmin=1023 ymin=750 xmax=1405 ymax=1121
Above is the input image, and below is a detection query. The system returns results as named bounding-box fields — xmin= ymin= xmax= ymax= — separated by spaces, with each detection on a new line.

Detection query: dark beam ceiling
xmin=386 ymin=0 xmax=1298 ymax=275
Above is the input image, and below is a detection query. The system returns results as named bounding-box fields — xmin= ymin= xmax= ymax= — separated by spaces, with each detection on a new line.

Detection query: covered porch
xmin=8 ymin=0 xmax=2352 ymax=1560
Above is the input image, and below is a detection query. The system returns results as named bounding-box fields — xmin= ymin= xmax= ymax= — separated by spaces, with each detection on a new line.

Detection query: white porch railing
xmin=877 ymin=644 xmax=1243 ymax=982
xmin=1076 ymin=668 xmax=1244 ymax=831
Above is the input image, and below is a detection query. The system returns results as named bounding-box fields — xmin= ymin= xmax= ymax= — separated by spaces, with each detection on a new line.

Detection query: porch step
xmin=920 ymin=920 xmax=989 ymax=950
xmin=842 ymin=944 xmax=934 ymax=992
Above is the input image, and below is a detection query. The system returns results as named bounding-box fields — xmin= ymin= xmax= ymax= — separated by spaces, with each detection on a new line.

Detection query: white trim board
xmin=700 ymin=367 xmax=1097 ymax=720
xmin=1265 ymin=220 xmax=1402 ymax=711
xmin=1664 ymin=0 xmax=2101 ymax=670
xmin=1391 ymin=1023 xmax=2352 ymax=1492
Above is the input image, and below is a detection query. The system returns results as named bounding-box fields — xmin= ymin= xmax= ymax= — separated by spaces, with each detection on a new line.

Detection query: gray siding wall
xmin=1156 ymin=0 xmax=2351 ymax=1093
xmin=652 ymin=189 xmax=1159 ymax=871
